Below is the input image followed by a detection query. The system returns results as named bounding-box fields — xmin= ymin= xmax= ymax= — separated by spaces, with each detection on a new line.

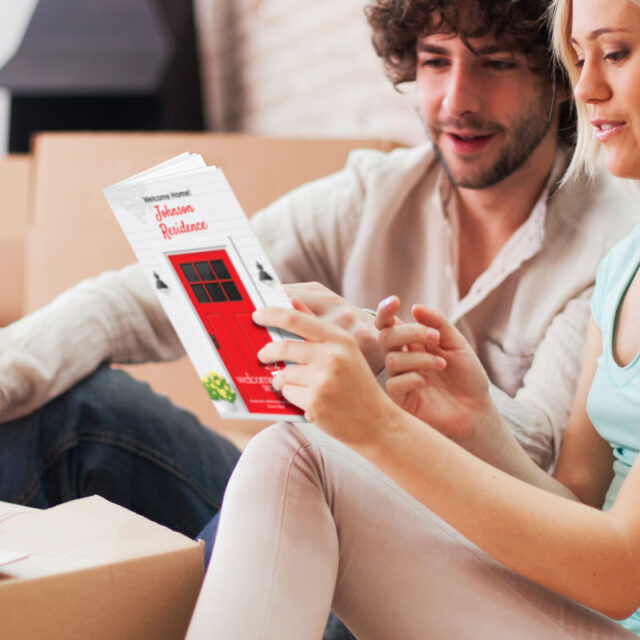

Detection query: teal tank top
xmin=588 ymin=223 xmax=640 ymax=634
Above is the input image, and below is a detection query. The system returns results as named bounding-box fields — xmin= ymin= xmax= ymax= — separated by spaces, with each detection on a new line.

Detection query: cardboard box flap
xmin=0 ymin=496 xmax=200 ymax=580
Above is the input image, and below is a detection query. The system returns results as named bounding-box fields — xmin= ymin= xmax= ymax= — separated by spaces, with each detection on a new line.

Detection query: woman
xmin=186 ymin=0 xmax=640 ymax=637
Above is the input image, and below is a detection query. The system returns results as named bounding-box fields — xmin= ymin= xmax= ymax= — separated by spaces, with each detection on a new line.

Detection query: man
xmin=0 ymin=1 xmax=635 ymax=636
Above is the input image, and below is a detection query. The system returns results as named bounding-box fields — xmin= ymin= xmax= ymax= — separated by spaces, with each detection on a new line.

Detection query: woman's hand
xmin=253 ymin=305 xmax=402 ymax=448
xmin=376 ymin=296 xmax=492 ymax=444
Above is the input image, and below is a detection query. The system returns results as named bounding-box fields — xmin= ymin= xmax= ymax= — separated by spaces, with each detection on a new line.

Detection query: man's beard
xmin=429 ymin=102 xmax=552 ymax=190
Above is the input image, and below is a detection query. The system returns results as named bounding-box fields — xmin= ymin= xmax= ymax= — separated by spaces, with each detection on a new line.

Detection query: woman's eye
xmin=575 ymin=58 xmax=585 ymax=69
xmin=604 ymin=49 xmax=628 ymax=63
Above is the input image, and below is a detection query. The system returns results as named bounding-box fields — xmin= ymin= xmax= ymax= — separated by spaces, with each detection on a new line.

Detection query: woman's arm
xmin=376 ymin=298 xmax=614 ymax=506
xmin=254 ymin=305 xmax=637 ymax=619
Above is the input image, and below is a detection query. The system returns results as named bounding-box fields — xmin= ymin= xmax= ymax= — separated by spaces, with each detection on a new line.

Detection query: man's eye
xmin=419 ymin=58 xmax=449 ymax=68
xmin=484 ymin=59 xmax=517 ymax=70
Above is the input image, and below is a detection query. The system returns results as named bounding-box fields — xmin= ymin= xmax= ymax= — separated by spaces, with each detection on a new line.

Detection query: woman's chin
xmin=604 ymin=153 xmax=640 ymax=181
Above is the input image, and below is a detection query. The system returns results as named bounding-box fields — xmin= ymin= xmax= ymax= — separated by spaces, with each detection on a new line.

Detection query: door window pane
xmin=180 ymin=263 xmax=200 ymax=283
xmin=211 ymin=260 xmax=230 ymax=280
xmin=191 ymin=284 xmax=210 ymax=303
xmin=205 ymin=282 xmax=226 ymax=302
xmin=178 ymin=256 xmax=246 ymax=304
xmin=195 ymin=261 xmax=215 ymax=281
xmin=222 ymin=281 xmax=242 ymax=301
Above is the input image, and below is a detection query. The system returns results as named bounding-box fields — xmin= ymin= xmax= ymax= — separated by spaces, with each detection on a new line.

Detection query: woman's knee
xmin=225 ymin=422 xmax=324 ymax=500
xmin=238 ymin=422 xmax=311 ymax=471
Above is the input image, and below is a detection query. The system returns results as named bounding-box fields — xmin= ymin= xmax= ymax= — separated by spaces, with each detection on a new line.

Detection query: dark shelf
xmin=0 ymin=0 xmax=205 ymax=152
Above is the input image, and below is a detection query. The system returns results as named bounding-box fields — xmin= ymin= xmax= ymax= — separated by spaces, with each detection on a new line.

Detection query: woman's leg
xmin=187 ymin=422 xmax=635 ymax=640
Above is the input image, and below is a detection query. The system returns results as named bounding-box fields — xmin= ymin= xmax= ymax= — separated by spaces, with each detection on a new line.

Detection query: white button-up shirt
xmin=1 ymin=144 xmax=637 ymax=470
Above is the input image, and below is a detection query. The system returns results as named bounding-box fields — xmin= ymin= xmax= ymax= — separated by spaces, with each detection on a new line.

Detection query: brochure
xmin=103 ymin=153 xmax=305 ymax=421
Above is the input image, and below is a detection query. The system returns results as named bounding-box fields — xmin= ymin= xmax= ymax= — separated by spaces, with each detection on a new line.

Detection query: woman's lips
xmin=592 ymin=120 xmax=626 ymax=143
xmin=445 ymin=131 xmax=495 ymax=153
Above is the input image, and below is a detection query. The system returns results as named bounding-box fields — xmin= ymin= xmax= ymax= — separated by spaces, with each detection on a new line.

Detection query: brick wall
xmin=194 ymin=0 xmax=424 ymax=145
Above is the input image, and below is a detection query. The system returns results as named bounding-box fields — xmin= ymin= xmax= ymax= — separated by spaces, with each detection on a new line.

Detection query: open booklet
xmin=103 ymin=153 xmax=306 ymax=422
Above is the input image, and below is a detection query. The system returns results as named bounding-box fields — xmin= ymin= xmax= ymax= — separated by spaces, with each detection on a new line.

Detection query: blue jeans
xmin=0 ymin=365 xmax=355 ymax=639
xmin=0 ymin=365 xmax=240 ymax=537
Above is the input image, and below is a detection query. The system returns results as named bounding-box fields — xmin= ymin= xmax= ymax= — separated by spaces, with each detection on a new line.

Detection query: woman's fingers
xmin=258 ymin=338 xmax=316 ymax=365
xmin=253 ymin=306 xmax=349 ymax=343
xmin=379 ymin=323 xmax=440 ymax=354
xmin=275 ymin=381 xmax=311 ymax=415
xmin=386 ymin=372 xmax=430 ymax=400
xmin=289 ymin=296 xmax=314 ymax=315
xmin=375 ymin=295 xmax=401 ymax=330
xmin=271 ymin=363 xmax=316 ymax=390
xmin=411 ymin=305 xmax=465 ymax=349
xmin=385 ymin=350 xmax=446 ymax=376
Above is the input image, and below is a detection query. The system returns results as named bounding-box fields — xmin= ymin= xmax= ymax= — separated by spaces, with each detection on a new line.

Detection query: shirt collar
xmin=434 ymin=147 xmax=572 ymax=320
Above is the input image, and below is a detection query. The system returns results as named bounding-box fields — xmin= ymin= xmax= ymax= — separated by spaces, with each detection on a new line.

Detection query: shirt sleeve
xmin=489 ymin=289 xmax=592 ymax=471
xmin=0 ymin=264 xmax=183 ymax=423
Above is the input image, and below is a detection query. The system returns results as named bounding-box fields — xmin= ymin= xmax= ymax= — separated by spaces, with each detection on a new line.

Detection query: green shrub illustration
xmin=202 ymin=372 xmax=237 ymax=403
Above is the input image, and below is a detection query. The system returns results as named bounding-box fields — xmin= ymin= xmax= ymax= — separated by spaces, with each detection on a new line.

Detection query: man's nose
xmin=442 ymin=63 xmax=482 ymax=118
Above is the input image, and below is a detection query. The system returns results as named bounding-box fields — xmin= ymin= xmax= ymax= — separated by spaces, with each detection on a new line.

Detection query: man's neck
xmin=454 ymin=138 xmax=557 ymax=299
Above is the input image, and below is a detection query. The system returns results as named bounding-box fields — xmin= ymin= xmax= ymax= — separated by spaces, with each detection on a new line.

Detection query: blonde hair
xmin=549 ymin=0 xmax=640 ymax=180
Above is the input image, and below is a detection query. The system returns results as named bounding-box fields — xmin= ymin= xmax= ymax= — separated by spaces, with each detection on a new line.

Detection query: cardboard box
xmin=0 ymin=496 xmax=204 ymax=640
xmin=25 ymin=131 xmax=399 ymax=308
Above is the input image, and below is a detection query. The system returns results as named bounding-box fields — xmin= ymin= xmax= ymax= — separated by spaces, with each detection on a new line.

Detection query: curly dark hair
xmin=366 ymin=0 xmax=556 ymax=83
xmin=365 ymin=0 xmax=574 ymax=141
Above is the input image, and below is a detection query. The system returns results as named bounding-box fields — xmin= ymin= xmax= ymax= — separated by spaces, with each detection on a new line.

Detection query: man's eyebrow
xmin=416 ymin=41 xmax=515 ymax=56
xmin=472 ymin=45 xmax=516 ymax=56
xmin=571 ymin=27 xmax=632 ymax=44
xmin=416 ymin=42 xmax=449 ymax=54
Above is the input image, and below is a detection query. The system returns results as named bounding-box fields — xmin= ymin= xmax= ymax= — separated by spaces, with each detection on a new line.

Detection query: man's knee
xmin=67 ymin=366 xmax=155 ymax=414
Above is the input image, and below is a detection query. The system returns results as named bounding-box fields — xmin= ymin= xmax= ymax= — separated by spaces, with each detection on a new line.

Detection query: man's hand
xmin=285 ymin=282 xmax=394 ymax=374
xmin=376 ymin=296 xmax=493 ymax=444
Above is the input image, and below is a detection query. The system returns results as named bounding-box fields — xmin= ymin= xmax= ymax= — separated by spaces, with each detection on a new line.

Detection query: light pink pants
xmin=186 ymin=422 xmax=635 ymax=640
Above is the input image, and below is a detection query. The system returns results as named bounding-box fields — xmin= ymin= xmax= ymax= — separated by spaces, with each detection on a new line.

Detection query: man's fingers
xmin=385 ymin=351 xmax=446 ymax=376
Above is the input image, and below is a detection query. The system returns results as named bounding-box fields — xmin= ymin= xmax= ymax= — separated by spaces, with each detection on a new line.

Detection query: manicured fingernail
xmin=435 ymin=356 xmax=446 ymax=369
xmin=377 ymin=296 xmax=396 ymax=311
xmin=426 ymin=328 xmax=440 ymax=341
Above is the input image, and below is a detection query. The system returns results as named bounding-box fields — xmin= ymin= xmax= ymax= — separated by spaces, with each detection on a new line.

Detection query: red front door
xmin=168 ymin=248 xmax=303 ymax=416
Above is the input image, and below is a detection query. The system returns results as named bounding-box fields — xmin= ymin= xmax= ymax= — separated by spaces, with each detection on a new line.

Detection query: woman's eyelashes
xmin=604 ymin=48 xmax=629 ymax=63
xmin=574 ymin=47 xmax=631 ymax=69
